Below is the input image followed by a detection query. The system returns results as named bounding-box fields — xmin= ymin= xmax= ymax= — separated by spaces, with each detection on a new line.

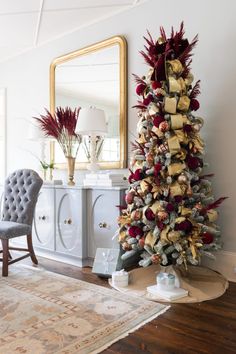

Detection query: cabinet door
xmin=56 ymin=188 xmax=85 ymax=258
xmin=87 ymin=190 xmax=121 ymax=259
xmin=32 ymin=187 xmax=55 ymax=251
xmin=0 ymin=186 xmax=3 ymax=218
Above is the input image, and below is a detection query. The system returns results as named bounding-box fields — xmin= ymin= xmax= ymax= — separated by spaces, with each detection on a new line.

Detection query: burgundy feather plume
xmin=189 ymin=80 xmax=201 ymax=99
xmin=132 ymin=73 xmax=146 ymax=85
xmin=178 ymin=34 xmax=198 ymax=65
xmin=203 ymin=197 xmax=228 ymax=212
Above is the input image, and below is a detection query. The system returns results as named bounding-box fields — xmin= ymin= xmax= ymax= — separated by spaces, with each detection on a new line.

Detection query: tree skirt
xmin=109 ymin=265 xmax=229 ymax=303
xmin=0 ymin=265 xmax=169 ymax=353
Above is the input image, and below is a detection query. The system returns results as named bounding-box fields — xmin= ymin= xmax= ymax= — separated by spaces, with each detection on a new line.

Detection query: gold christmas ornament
xmin=157 ymin=210 xmax=169 ymax=221
xmin=193 ymin=123 xmax=201 ymax=132
xmin=168 ymin=230 xmax=181 ymax=243
xmin=122 ymin=242 xmax=132 ymax=251
xmin=177 ymin=173 xmax=188 ymax=184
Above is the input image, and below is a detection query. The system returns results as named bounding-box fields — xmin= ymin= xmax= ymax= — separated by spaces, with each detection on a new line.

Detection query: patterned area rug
xmin=0 ymin=266 xmax=169 ymax=354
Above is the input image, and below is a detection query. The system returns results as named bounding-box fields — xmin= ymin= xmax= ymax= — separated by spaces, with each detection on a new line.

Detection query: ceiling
xmin=0 ymin=0 xmax=145 ymax=63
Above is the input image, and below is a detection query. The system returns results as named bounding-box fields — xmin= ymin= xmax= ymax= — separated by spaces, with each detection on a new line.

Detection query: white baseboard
xmin=202 ymin=250 xmax=236 ymax=282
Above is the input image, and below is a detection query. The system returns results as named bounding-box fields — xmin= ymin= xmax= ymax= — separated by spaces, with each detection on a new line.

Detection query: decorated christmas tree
xmin=118 ymin=23 xmax=226 ymax=269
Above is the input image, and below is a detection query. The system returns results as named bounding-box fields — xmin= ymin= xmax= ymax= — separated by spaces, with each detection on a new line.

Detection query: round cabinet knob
xmin=99 ymin=222 xmax=107 ymax=228
xmin=64 ymin=218 xmax=72 ymax=225
xmin=39 ymin=216 xmax=46 ymax=220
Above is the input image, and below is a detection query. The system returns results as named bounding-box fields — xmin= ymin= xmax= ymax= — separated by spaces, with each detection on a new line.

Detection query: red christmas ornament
xmin=159 ymin=121 xmax=169 ymax=132
xmin=125 ymin=191 xmax=135 ymax=204
xmin=153 ymin=115 xmax=164 ymax=127
xmin=190 ymin=98 xmax=200 ymax=111
xmin=201 ymin=232 xmax=214 ymax=244
xmin=145 ymin=208 xmax=155 ymax=221
xmin=128 ymin=226 xmax=144 ymax=238
xmin=152 ymin=81 xmax=162 ymax=90
xmin=136 ymin=83 xmax=146 ymax=96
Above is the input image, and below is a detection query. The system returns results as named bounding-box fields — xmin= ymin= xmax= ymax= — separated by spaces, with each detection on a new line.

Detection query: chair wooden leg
xmin=2 ymin=239 xmax=9 ymax=276
xmin=27 ymin=234 xmax=38 ymax=265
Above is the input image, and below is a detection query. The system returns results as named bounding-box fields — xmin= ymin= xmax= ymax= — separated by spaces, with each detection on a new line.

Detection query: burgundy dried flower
xmin=143 ymin=94 xmax=153 ymax=106
xmin=136 ymin=83 xmax=146 ymax=96
xmin=153 ymin=115 xmax=164 ymax=127
xmin=145 ymin=208 xmax=155 ymax=221
xmin=174 ymin=195 xmax=183 ymax=203
xmin=34 ymin=106 xmax=81 ymax=157
xmin=175 ymin=220 xmax=193 ymax=232
xmin=190 ymin=98 xmax=200 ymax=111
xmin=186 ymin=155 xmax=202 ymax=170
xmin=166 ymin=203 xmax=175 ymax=212
xmin=128 ymin=226 xmax=144 ymax=238
xmin=154 ymin=163 xmax=162 ymax=176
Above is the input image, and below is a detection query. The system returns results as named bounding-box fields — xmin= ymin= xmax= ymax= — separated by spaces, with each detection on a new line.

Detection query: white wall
xmin=0 ymin=0 xmax=235 ymax=258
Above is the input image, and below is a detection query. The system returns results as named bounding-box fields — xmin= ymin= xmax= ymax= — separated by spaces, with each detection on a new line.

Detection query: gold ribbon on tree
xmin=164 ymin=96 xmax=177 ymax=114
xmin=167 ymin=59 xmax=183 ymax=75
xmin=177 ymin=95 xmax=190 ymax=111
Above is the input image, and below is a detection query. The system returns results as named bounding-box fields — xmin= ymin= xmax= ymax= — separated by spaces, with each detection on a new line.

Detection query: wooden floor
xmin=21 ymin=256 xmax=236 ymax=354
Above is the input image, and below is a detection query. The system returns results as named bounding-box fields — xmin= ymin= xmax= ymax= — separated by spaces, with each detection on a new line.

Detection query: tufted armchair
xmin=0 ymin=169 xmax=43 ymax=276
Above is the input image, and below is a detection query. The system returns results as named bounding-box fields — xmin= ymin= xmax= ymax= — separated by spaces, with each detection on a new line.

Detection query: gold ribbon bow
xmin=177 ymin=95 xmax=190 ymax=112
xmin=171 ymin=114 xmax=188 ymax=130
xmin=164 ymin=96 xmax=177 ymax=114
xmin=167 ymin=59 xmax=183 ymax=75
xmin=167 ymin=135 xmax=181 ymax=155
xmin=145 ymin=231 xmax=158 ymax=248
xmin=168 ymin=162 xmax=186 ymax=176
xmin=169 ymin=77 xmax=186 ymax=93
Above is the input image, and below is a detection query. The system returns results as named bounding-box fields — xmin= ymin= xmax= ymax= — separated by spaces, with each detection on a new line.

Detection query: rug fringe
xmin=90 ymin=305 xmax=171 ymax=354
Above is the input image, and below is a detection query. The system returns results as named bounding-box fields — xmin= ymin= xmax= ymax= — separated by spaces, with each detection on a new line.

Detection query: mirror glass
xmin=50 ymin=36 xmax=127 ymax=169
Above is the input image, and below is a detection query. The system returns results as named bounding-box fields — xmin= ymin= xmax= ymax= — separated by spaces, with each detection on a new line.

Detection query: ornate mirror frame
xmin=49 ymin=35 xmax=127 ymax=169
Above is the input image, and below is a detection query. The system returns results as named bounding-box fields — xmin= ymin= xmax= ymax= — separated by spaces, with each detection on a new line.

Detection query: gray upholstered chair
xmin=0 ymin=169 xmax=43 ymax=276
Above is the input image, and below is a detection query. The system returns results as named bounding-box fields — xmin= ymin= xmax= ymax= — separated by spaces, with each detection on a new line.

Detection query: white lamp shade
xmin=27 ymin=122 xmax=45 ymax=140
xmin=75 ymin=107 xmax=107 ymax=135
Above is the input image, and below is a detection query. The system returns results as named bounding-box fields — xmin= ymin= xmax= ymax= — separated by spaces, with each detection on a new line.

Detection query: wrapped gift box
xmin=92 ymin=248 xmax=123 ymax=277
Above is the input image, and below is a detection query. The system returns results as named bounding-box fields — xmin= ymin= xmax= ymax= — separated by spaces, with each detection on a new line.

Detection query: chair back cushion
xmin=2 ymin=169 xmax=43 ymax=226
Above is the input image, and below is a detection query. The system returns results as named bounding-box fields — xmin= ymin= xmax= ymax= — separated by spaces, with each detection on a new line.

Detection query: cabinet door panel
xmin=56 ymin=189 xmax=83 ymax=257
xmin=32 ymin=188 xmax=55 ymax=250
xmin=87 ymin=190 xmax=120 ymax=258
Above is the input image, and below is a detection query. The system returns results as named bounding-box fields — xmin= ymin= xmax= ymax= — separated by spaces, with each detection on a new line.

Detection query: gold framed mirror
xmin=50 ymin=35 xmax=127 ymax=169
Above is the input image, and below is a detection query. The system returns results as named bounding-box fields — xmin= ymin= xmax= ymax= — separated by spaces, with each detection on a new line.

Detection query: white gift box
xmin=112 ymin=269 xmax=129 ymax=287
xmin=147 ymin=284 xmax=188 ymax=301
xmin=92 ymin=248 xmax=122 ymax=277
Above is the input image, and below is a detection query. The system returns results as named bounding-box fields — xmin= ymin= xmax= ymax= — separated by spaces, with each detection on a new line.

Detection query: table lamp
xmin=75 ymin=107 xmax=107 ymax=171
